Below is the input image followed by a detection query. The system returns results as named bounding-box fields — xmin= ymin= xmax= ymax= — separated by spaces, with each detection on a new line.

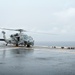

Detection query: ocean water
xmin=35 ymin=41 xmax=75 ymax=47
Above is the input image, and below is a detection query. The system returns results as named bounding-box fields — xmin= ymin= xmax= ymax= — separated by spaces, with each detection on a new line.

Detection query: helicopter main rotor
xmin=0 ymin=28 xmax=58 ymax=35
xmin=0 ymin=28 xmax=27 ymax=33
xmin=15 ymin=29 xmax=27 ymax=33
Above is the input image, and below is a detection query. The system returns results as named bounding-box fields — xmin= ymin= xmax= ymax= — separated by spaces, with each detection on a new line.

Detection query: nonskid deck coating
xmin=0 ymin=46 xmax=75 ymax=75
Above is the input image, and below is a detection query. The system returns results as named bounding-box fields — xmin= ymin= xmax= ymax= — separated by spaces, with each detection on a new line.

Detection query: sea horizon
xmin=35 ymin=41 xmax=75 ymax=47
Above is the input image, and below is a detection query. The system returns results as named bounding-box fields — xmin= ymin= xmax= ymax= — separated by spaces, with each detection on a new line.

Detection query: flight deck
xmin=0 ymin=46 xmax=75 ymax=75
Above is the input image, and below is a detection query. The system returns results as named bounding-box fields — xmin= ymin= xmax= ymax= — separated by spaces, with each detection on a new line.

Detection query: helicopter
xmin=0 ymin=28 xmax=34 ymax=47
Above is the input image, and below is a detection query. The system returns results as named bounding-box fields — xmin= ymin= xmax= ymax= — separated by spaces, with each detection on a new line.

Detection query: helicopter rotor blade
xmin=0 ymin=28 xmax=27 ymax=32
xmin=15 ymin=29 xmax=27 ymax=32
xmin=0 ymin=28 xmax=58 ymax=35
xmin=26 ymin=30 xmax=58 ymax=35
xmin=0 ymin=28 xmax=16 ymax=31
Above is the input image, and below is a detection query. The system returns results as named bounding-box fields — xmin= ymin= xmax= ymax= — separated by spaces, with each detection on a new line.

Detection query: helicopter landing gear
xmin=16 ymin=43 xmax=18 ymax=47
xmin=27 ymin=44 xmax=30 ymax=47
xmin=6 ymin=44 xmax=7 ymax=46
xmin=24 ymin=41 xmax=27 ymax=46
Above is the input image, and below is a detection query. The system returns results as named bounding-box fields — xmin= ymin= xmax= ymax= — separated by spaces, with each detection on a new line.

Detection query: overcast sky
xmin=0 ymin=0 xmax=75 ymax=41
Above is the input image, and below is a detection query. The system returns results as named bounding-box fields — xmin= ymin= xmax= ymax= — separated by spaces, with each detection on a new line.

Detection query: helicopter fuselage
xmin=0 ymin=29 xmax=34 ymax=47
xmin=9 ymin=33 xmax=34 ymax=47
xmin=1 ymin=32 xmax=34 ymax=47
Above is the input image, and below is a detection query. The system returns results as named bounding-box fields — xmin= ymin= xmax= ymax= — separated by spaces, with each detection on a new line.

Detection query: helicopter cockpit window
xmin=24 ymin=35 xmax=28 ymax=39
xmin=29 ymin=36 xmax=33 ymax=40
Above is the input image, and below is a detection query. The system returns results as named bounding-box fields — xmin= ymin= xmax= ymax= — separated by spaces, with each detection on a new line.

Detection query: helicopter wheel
xmin=16 ymin=44 xmax=18 ymax=46
xmin=27 ymin=45 xmax=30 ymax=47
